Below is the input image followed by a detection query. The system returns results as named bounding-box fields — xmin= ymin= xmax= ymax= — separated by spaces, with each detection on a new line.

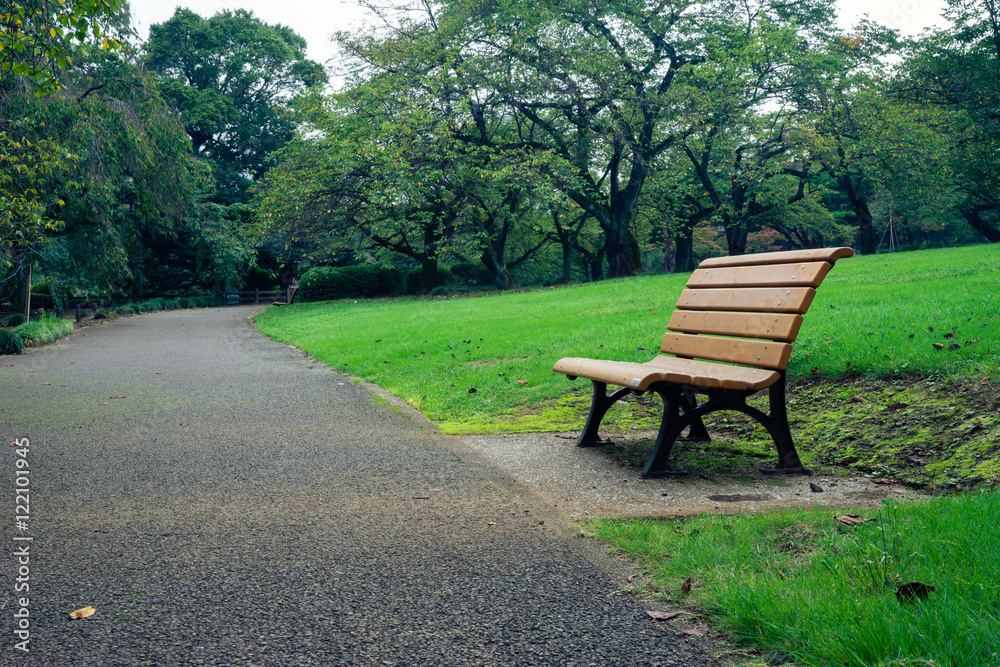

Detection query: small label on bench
xmin=631 ymin=378 xmax=641 ymax=387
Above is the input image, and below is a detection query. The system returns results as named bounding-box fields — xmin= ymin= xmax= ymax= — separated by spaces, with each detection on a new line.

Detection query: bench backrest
xmin=661 ymin=247 xmax=854 ymax=372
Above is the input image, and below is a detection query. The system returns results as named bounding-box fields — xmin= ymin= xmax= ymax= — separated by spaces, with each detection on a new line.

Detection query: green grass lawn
xmin=592 ymin=492 xmax=1000 ymax=667
xmin=254 ymin=244 xmax=1000 ymax=666
xmin=254 ymin=244 xmax=999 ymax=431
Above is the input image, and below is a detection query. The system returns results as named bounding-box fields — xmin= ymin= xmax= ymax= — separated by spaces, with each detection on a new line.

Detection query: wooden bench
xmin=553 ymin=247 xmax=854 ymax=477
xmin=271 ymin=281 xmax=299 ymax=306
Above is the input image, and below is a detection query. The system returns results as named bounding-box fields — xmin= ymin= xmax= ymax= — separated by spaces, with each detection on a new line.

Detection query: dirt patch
xmin=459 ymin=430 xmax=923 ymax=520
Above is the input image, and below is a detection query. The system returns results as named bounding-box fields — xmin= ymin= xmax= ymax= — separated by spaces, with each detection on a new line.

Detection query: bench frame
xmin=555 ymin=247 xmax=854 ymax=477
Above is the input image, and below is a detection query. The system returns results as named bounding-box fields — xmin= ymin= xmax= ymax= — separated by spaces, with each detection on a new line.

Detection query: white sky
xmin=130 ymin=0 xmax=950 ymax=69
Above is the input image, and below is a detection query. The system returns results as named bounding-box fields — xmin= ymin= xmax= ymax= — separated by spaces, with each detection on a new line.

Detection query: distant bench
xmin=553 ymin=247 xmax=854 ymax=477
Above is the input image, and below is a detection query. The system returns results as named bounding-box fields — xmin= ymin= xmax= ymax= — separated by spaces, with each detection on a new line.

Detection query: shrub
xmin=299 ymin=264 xmax=404 ymax=302
xmin=93 ymin=309 xmax=110 ymax=319
xmin=450 ymin=262 xmax=494 ymax=286
xmin=0 ymin=329 xmax=24 ymax=355
xmin=6 ymin=313 xmax=26 ymax=327
xmin=13 ymin=315 xmax=74 ymax=347
xmin=405 ymin=266 xmax=457 ymax=294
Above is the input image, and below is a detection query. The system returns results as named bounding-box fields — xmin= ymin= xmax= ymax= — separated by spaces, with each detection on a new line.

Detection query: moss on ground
xmin=439 ymin=376 xmax=1000 ymax=492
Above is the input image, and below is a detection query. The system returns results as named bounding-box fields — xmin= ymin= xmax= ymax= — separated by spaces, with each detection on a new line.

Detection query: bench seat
xmin=553 ymin=355 xmax=781 ymax=393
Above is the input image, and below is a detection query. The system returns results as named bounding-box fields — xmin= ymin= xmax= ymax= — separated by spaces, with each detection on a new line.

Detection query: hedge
xmin=298 ymin=264 xmax=404 ymax=302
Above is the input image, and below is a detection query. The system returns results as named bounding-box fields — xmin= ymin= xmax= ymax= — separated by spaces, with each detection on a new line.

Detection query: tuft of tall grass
xmin=3 ymin=314 xmax=76 ymax=352
xmin=591 ymin=492 xmax=1000 ymax=667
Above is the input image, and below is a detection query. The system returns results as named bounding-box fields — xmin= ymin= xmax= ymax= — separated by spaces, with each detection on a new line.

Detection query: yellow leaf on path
xmin=69 ymin=606 xmax=96 ymax=620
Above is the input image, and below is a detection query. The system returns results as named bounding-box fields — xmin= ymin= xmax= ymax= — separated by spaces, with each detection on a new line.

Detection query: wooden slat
xmin=686 ymin=261 xmax=832 ymax=289
xmin=552 ymin=355 xmax=780 ymax=392
xmin=660 ymin=332 xmax=792 ymax=370
xmin=698 ymin=247 xmax=854 ymax=269
xmin=675 ymin=287 xmax=816 ymax=314
xmin=666 ymin=310 xmax=803 ymax=342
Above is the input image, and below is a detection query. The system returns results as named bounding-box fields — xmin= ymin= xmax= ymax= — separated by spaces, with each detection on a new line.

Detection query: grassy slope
xmin=254 ymin=245 xmax=1000 ymax=489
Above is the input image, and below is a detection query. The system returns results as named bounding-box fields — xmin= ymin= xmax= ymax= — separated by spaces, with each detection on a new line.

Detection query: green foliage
xmin=145 ymin=8 xmax=326 ymax=205
xmin=298 ymin=264 xmax=404 ymax=302
xmin=592 ymin=493 xmax=1000 ymax=666
xmin=0 ymin=327 xmax=24 ymax=354
xmin=0 ymin=0 xmax=128 ymax=94
xmin=5 ymin=313 xmax=25 ymax=327
xmin=9 ymin=313 xmax=73 ymax=347
xmin=450 ymin=261 xmax=495 ymax=287
xmin=406 ymin=266 xmax=456 ymax=295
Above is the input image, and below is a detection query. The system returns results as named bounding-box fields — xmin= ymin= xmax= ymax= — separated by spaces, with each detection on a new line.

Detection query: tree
xmin=1 ymin=0 xmax=130 ymax=316
xmin=418 ymin=0 xmax=837 ymax=272
xmin=894 ymin=0 xmax=1000 ymax=242
xmin=1 ymin=0 xmax=127 ymax=93
xmin=145 ymin=8 xmax=326 ymax=204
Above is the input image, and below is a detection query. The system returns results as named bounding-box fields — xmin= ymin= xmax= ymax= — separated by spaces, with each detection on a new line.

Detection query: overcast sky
xmin=130 ymin=0 xmax=950 ymax=69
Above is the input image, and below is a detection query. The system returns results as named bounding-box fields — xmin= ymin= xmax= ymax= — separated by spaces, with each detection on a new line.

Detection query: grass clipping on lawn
xmin=591 ymin=492 xmax=1000 ymax=667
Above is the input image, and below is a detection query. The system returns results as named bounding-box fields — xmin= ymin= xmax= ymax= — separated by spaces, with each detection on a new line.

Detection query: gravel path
xmin=0 ymin=307 xmax=724 ymax=666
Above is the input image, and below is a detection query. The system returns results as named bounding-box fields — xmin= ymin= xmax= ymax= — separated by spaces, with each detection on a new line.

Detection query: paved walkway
xmin=1 ymin=307 xmax=721 ymax=665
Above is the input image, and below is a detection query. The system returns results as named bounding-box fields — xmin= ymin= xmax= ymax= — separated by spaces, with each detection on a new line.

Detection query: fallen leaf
xmin=468 ymin=387 xmax=477 ymax=393
xmin=809 ymin=483 xmax=824 ymax=493
xmin=944 ymin=332 xmax=954 ymax=340
xmin=69 ymin=606 xmax=96 ymax=620
xmin=947 ymin=343 xmax=961 ymax=351
xmin=516 ymin=379 xmax=527 ymax=385
xmin=835 ymin=515 xmax=867 ymax=527
xmin=896 ymin=581 xmax=935 ymax=602
xmin=681 ymin=577 xmax=693 ymax=596
xmin=965 ymin=338 xmax=980 ymax=346
xmin=682 ymin=627 xmax=708 ymax=636
xmin=100 ymin=402 xmax=109 ymax=405
xmin=967 ymin=421 xmax=984 ymax=436
xmin=872 ymin=478 xmax=895 ymax=485
xmin=932 ymin=343 xmax=944 ymax=350
xmin=645 ymin=610 xmax=681 ymax=621
xmin=907 ymin=455 xmax=922 ymax=463
xmin=485 ymin=521 xmax=496 ymax=526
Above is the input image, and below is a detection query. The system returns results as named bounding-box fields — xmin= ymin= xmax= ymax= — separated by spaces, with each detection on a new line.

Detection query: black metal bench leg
xmin=577 ymin=381 xmax=632 ymax=447
xmin=760 ymin=377 xmax=809 ymax=474
xmin=641 ymin=385 xmax=690 ymax=477
xmin=680 ymin=388 xmax=710 ymax=441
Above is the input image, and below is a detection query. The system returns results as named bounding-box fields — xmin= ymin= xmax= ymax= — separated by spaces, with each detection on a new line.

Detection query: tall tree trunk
xmin=661 ymin=225 xmax=675 ymax=273
xmin=673 ymin=228 xmax=696 ymax=273
xmin=604 ymin=214 xmax=634 ymax=278
xmin=419 ymin=257 xmax=439 ymax=294
xmin=725 ymin=218 xmax=749 ymax=256
xmin=480 ymin=245 xmax=514 ymax=290
xmin=842 ymin=176 xmax=874 ymax=254
xmin=964 ymin=209 xmax=1000 ymax=242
